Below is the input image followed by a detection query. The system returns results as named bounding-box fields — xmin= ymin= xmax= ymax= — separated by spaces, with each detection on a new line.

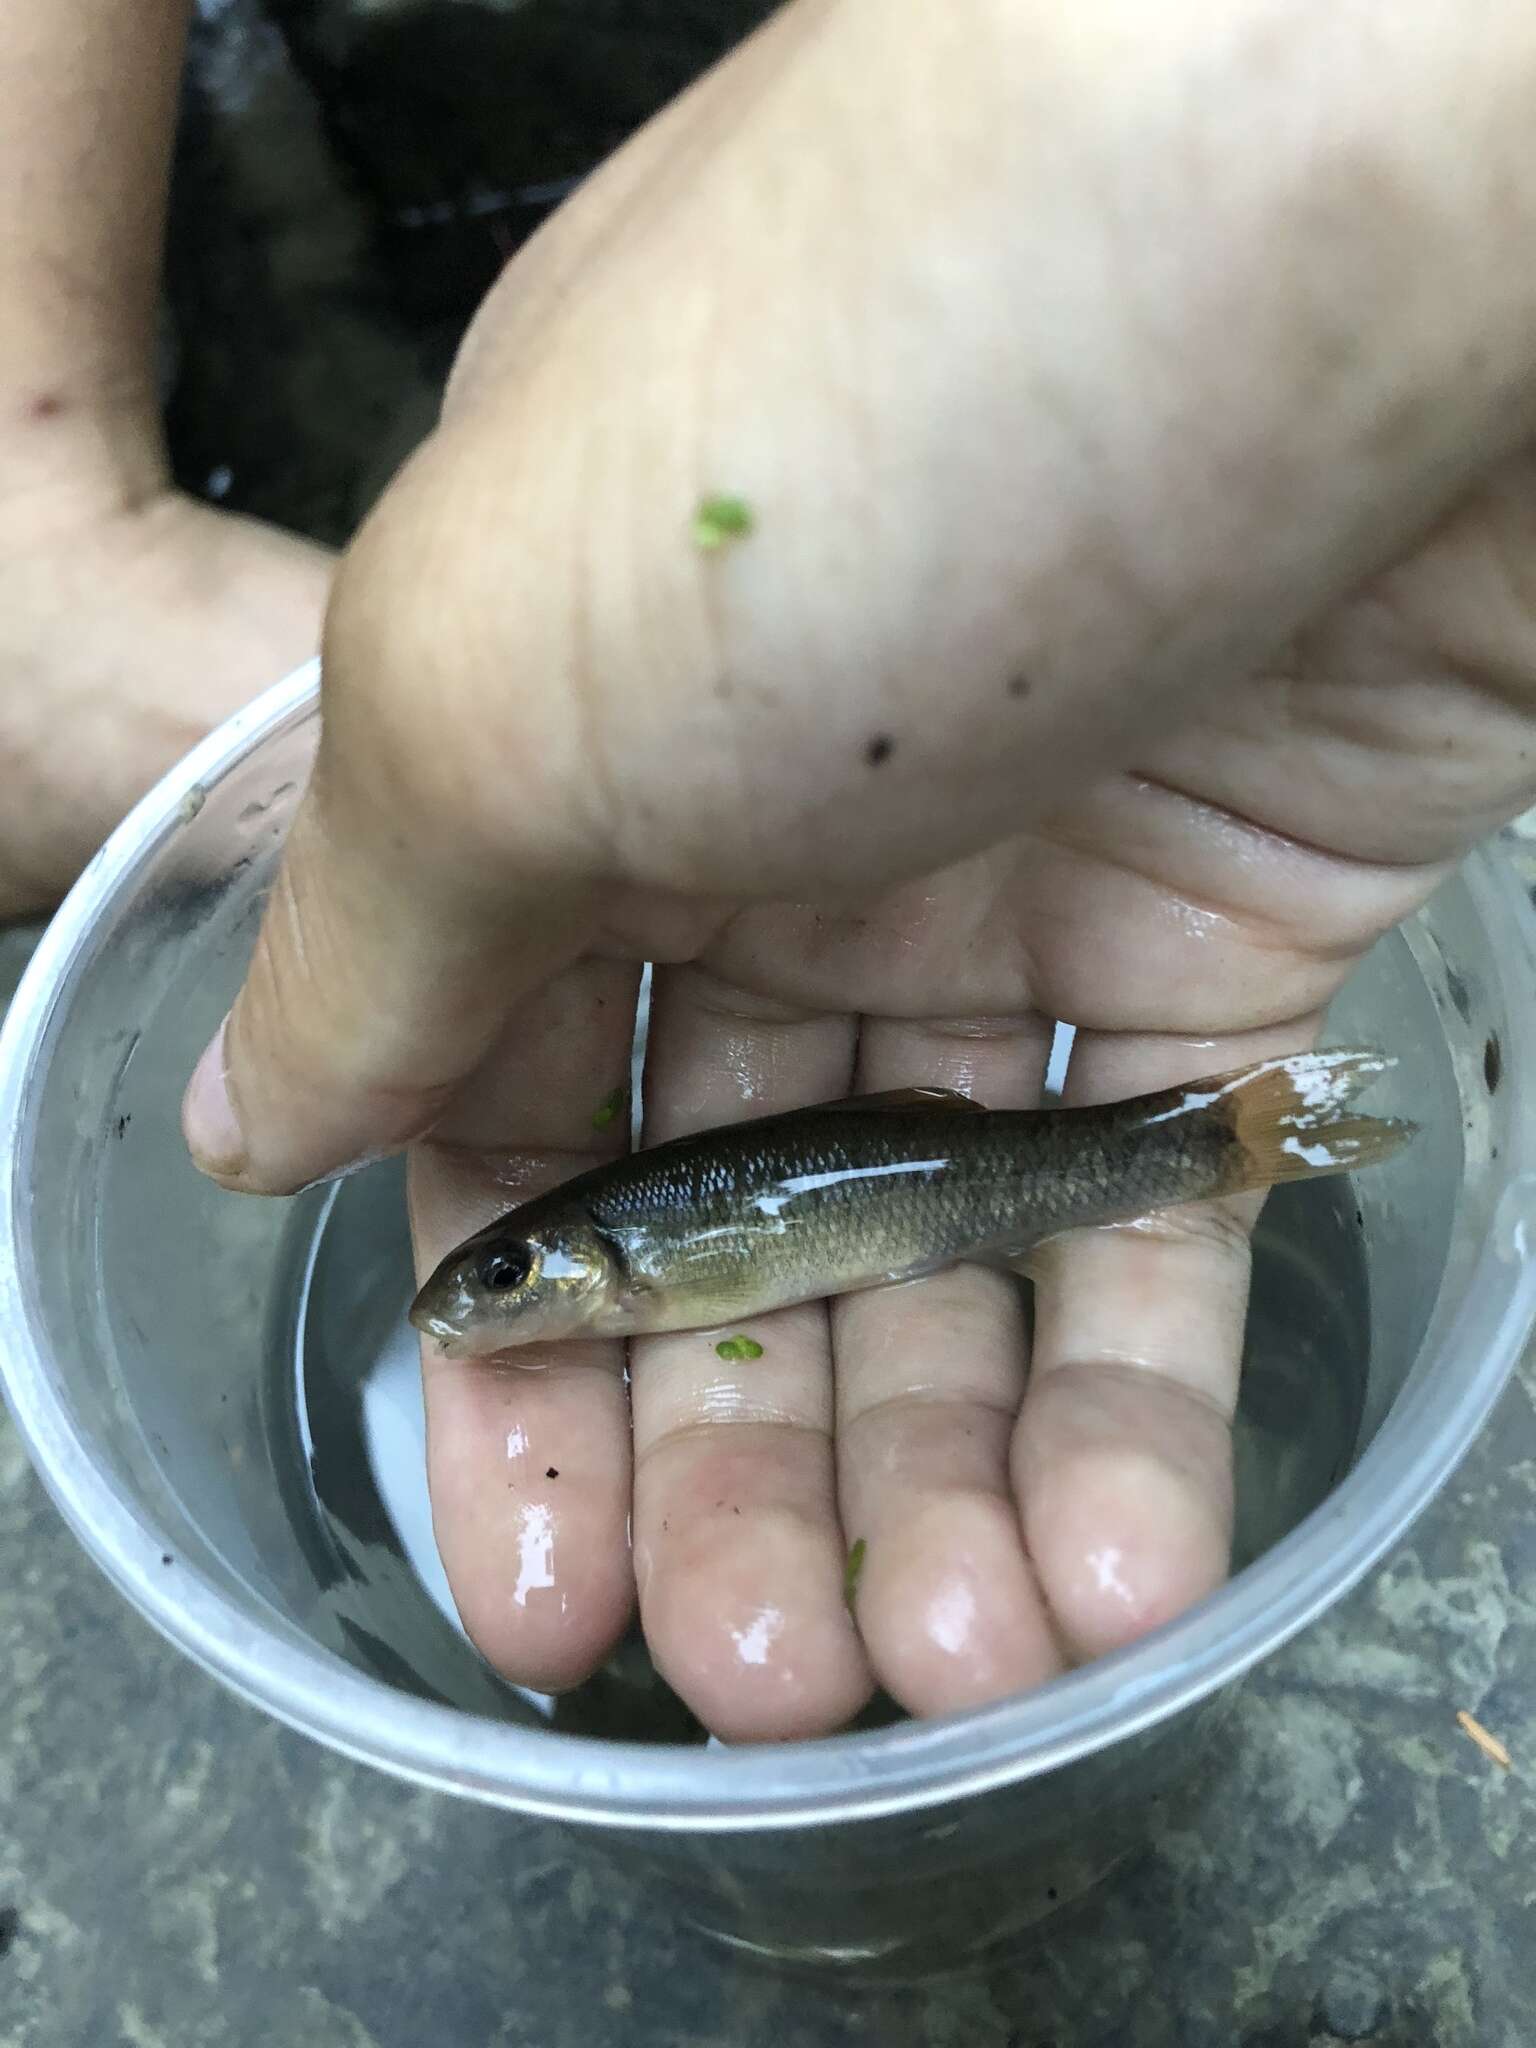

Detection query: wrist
xmin=0 ymin=382 xmax=172 ymax=549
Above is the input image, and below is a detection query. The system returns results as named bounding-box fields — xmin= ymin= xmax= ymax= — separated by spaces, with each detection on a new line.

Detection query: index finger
xmin=409 ymin=956 xmax=641 ymax=1693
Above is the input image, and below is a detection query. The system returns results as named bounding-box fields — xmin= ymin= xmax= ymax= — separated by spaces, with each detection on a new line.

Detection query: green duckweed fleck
xmin=692 ymin=494 xmax=755 ymax=551
xmin=843 ymin=1537 xmax=867 ymax=1612
xmin=715 ymin=1334 xmax=765 ymax=1362
xmin=592 ymin=1087 xmax=626 ymax=1131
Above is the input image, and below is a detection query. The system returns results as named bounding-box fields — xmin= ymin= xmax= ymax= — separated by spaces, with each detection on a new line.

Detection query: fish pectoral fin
xmin=802 ymin=1086 xmax=989 ymax=1115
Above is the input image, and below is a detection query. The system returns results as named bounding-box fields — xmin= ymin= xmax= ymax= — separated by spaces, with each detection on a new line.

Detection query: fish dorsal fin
xmin=810 ymin=1086 xmax=988 ymax=1114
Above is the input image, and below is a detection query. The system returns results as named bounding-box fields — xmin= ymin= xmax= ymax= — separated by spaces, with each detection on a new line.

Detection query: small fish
xmin=410 ymin=1048 xmax=1412 ymax=1358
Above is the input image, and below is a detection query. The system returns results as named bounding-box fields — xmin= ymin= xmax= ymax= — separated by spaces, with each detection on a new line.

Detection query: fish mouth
xmin=408 ymin=1263 xmax=486 ymax=1352
xmin=407 ymin=1313 xmax=545 ymax=1364
xmin=408 ymin=1299 xmax=533 ymax=1359
xmin=407 ymin=1298 xmax=471 ymax=1355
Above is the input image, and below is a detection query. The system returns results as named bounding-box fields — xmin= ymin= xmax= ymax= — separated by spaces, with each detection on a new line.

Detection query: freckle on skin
xmin=1006 ymin=671 xmax=1032 ymax=699
xmin=864 ymin=733 xmax=895 ymax=768
xmin=27 ymin=392 xmax=66 ymax=421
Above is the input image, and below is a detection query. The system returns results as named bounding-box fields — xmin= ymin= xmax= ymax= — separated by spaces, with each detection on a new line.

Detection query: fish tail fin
xmin=1215 ymin=1048 xmax=1416 ymax=1193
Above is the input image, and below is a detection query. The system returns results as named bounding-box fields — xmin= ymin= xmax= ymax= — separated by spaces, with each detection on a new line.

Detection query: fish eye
xmin=477 ymin=1244 xmax=533 ymax=1292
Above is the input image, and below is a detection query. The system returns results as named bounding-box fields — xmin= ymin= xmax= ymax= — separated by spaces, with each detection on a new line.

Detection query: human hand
xmin=184 ymin=0 xmax=1536 ymax=1736
xmin=0 ymin=0 xmax=334 ymax=919
xmin=0 ymin=472 xmax=331 ymax=918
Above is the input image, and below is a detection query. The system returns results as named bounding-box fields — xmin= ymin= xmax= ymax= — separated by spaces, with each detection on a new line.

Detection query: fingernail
xmin=182 ymin=1016 xmax=246 ymax=1177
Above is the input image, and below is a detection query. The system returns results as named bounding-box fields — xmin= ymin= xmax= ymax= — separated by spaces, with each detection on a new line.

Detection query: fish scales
xmin=580 ymin=1102 xmax=1234 ymax=1304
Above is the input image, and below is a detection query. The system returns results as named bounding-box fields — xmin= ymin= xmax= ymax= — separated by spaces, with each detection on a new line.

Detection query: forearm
xmin=0 ymin=0 xmax=188 ymax=511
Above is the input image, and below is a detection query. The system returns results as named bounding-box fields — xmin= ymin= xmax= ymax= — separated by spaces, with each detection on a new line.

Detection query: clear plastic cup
xmin=4 ymin=661 xmax=1535 ymax=1980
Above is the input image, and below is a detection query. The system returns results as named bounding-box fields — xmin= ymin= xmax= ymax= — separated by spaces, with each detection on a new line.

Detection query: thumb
xmin=180 ymin=487 xmax=605 ymax=1191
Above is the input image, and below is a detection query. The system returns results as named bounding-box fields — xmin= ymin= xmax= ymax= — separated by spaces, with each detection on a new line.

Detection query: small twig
xmin=1456 ymin=1709 xmax=1512 ymax=1771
